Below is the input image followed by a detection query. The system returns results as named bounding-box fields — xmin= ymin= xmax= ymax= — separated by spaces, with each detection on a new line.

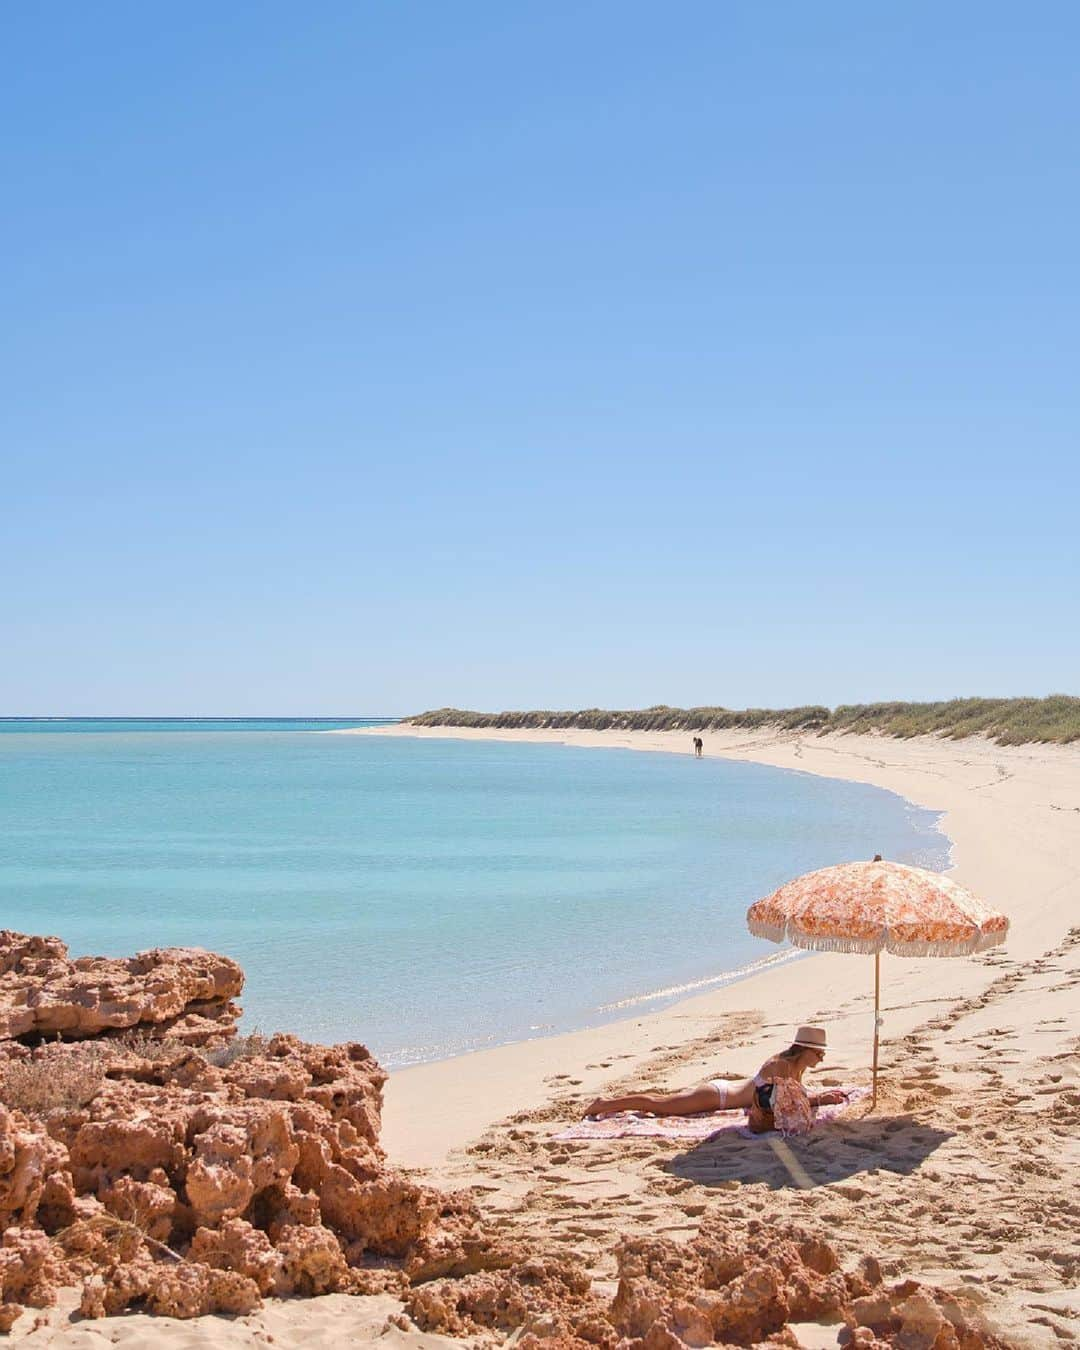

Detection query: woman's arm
xmin=809 ymin=1089 xmax=848 ymax=1106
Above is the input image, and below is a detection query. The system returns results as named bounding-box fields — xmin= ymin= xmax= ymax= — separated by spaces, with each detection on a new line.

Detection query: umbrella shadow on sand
xmin=665 ymin=1114 xmax=952 ymax=1191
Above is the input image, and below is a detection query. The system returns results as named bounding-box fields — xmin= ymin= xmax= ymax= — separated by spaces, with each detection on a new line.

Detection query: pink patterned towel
xmin=554 ymin=1086 xmax=869 ymax=1143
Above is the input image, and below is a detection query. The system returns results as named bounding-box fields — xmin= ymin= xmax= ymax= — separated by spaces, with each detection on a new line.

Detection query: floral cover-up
xmin=770 ymin=1078 xmax=815 ymax=1136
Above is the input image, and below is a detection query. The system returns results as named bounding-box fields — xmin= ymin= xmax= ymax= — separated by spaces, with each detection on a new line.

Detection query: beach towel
xmin=554 ymin=1086 xmax=869 ymax=1143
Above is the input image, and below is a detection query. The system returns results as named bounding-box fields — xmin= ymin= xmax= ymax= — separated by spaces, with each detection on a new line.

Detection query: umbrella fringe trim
xmin=786 ymin=934 xmax=886 ymax=955
xmin=885 ymin=938 xmax=980 ymax=957
xmin=749 ymin=928 xmax=1007 ymax=958
xmin=975 ymin=929 xmax=1008 ymax=951
xmin=749 ymin=923 xmax=885 ymax=954
xmin=746 ymin=920 xmax=787 ymax=943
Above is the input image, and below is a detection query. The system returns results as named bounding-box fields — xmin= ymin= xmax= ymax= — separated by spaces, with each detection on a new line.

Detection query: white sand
xmin=25 ymin=724 xmax=1080 ymax=1346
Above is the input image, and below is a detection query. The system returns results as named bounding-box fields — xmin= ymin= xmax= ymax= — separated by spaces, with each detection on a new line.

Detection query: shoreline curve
xmin=337 ymin=723 xmax=1080 ymax=1172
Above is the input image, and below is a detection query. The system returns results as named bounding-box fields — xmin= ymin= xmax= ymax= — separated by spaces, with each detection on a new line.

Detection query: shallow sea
xmin=0 ymin=720 xmax=948 ymax=1066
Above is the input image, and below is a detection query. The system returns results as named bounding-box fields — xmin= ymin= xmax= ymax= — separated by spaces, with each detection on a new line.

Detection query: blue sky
xmin=3 ymin=3 xmax=1077 ymax=715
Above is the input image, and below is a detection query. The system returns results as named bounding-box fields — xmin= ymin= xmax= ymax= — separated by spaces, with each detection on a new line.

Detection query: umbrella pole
xmin=871 ymin=951 xmax=881 ymax=1108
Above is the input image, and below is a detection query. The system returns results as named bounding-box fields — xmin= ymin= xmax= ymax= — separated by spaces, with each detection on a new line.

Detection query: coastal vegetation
xmin=407 ymin=695 xmax=1080 ymax=745
xmin=204 ymin=1027 xmax=270 ymax=1069
xmin=0 ymin=1041 xmax=109 ymax=1116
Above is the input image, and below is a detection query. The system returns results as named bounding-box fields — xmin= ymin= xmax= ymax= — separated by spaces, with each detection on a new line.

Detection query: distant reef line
xmin=405 ymin=695 xmax=1080 ymax=746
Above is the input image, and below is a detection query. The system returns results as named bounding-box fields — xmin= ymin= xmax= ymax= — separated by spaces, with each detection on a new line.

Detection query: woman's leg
xmin=582 ymin=1085 xmax=723 ymax=1119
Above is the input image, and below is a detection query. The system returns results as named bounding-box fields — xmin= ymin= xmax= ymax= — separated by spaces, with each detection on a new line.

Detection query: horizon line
xmin=0 ymin=715 xmax=404 ymax=721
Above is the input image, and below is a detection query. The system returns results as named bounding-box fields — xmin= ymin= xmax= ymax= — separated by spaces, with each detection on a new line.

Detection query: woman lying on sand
xmin=583 ymin=1025 xmax=848 ymax=1133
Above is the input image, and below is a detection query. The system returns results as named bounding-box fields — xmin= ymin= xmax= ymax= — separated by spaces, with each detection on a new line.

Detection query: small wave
xmin=596 ymin=948 xmax=806 ymax=1013
xmin=385 ymin=1031 xmax=501 ymax=1068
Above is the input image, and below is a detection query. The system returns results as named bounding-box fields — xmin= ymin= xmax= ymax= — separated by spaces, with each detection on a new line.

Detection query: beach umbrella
xmin=746 ymin=858 xmax=1009 ymax=1106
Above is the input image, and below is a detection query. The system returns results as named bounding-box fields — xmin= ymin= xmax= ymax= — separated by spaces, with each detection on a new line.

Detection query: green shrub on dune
xmin=406 ymin=695 xmax=1080 ymax=745
xmin=828 ymin=695 xmax=1080 ymax=744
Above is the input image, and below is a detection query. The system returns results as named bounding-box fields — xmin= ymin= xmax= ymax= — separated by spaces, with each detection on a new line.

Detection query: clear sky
xmin=3 ymin=3 xmax=1077 ymax=715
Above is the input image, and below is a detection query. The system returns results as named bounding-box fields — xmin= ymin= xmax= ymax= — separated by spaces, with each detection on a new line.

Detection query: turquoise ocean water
xmin=0 ymin=721 xmax=948 ymax=1066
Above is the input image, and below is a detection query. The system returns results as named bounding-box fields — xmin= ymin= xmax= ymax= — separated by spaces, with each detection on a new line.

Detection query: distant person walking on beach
xmin=582 ymin=1025 xmax=847 ymax=1130
xmin=692 ymin=736 xmax=703 ymax=758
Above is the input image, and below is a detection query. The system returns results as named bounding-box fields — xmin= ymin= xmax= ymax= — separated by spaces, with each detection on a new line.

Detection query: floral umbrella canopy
xmin=746 ymin=859 xmax=1009 ymax=1104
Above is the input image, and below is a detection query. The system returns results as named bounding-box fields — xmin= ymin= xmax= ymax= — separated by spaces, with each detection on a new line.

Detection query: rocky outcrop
xmin=402 ymin=1219 xmax=1011 ymax=1348
xmin=0 ymin=932 xmax=512 ymax=1331
xmin=0 ymin=931 xmax=242 ymax=1045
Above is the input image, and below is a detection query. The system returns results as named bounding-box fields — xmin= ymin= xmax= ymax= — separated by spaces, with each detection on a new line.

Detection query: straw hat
xmin=793 ymin=1025 xmax=827 ymax=1050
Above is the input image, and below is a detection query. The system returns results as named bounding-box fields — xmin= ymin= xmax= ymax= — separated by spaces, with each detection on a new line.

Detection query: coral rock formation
xmin=0 ymin=932 xmax=505 ymax=1329
xmin=0 ymin=931 xmax=243 ymax=1045
xmin=403 ymin=1219 xmax=1011 ymax=1349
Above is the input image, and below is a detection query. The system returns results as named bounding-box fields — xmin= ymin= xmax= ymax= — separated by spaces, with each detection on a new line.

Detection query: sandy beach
xmin=371 ymin=724 xmax=1080 ymax=1346
xmin=15 ymin=725 xmax=1079 ymax=1347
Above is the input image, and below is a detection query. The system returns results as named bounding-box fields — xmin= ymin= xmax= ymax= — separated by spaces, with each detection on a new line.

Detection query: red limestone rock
xmin=0 ymin=931 xmax=509 ymax=1325
xmin=0 ymin=931 xmax=242 ymax=1046
xmin=404 ymin=1217 xmax=1011 ymax=1349
xmin=0 ymin=1105 xmax=68 ymax=1229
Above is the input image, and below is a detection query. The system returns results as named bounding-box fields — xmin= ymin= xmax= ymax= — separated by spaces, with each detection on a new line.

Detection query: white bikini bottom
xmin=706 ymin=1079 xmax=737 ymax=1108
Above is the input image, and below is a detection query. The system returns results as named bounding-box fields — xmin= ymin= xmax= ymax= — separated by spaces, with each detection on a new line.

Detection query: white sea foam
xmin=596 ymin=947 xmax=806 ymax=1012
